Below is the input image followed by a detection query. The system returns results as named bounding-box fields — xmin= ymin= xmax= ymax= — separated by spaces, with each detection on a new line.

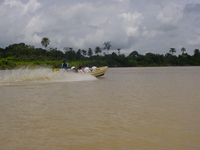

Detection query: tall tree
xmin=65 ymin=48 xmax=76 ymax=60
xmin=194 ymin=49 xmax=200 ymax=57
xmin=181 ymin=47 xmax=186 ymax=54
xmin=117 ymin=48 xmax=121 ymax=55
xmin=41 ymin=37 xmax=50 ymax=49
xmin=63 ymin=47 xmax=70 ymax=53
xmin=76 ymin=49 xmax=82 ymax=60
xmin=88 ymin=48 xmax=93 ymax=57
xmin=95 ymin=46 xmax=101 ymax=56
xmin=41 ymin=37 xmax=50 ymax=60
xmin=103 ymin=41 xmax=111 ymax=54
xmin=169 ymin=48 xmax=176 ymax=55
xmin=129 ymin=51 xmax=139 ymax=57
xmin=81 ymin=49 xmax=87 ymax=57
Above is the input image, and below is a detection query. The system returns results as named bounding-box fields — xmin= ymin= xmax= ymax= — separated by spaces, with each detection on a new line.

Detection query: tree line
xmin=0 ymin=37 xmax=200 ymax=69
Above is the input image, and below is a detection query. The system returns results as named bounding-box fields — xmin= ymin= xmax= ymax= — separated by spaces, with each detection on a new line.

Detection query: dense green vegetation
xmin=0 ymin=41 xmax=200 ymax=70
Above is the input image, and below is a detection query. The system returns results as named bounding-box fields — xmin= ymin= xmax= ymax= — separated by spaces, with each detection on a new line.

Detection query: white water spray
xmin=0 ymin=68 xmax=96 ymax=86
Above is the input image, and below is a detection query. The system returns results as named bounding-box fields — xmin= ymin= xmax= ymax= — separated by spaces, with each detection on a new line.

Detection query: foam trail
xmin=0 ymin=68 xmax=96 ymax=86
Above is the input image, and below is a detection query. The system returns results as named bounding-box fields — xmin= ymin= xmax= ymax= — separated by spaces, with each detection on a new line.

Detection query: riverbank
xmin=0 ymin=58 xmax=102 ymax=70
xmin=0 ymin=54 xmax=200 ymax=70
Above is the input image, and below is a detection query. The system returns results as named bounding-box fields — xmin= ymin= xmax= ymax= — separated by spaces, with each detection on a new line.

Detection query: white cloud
xmin=3 ymin=0 xmax=22 ymax=7
xmin=84 ymin=29 xmax=104 ymax=47
xmin=0 ymin=0 xmax=200 ymax=55
xmin=3 ymin=0 xmax=41 ymax=15
xmin=126 ymin=27 xmax=139 ymax=37
xmin=22 ymin=15 xmax=43 ymax=44
xmin=157 ymin=2 xmax=183 ymax=31
xmin=23 ymin=0 xmax=41 ymax=14
xmin=118 ymin=12 xmax=143 ymax=37
xmin=0 ymin=0 xmax=42 ymax=45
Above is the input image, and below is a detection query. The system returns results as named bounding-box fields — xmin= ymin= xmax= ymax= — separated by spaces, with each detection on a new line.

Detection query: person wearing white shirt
xmin=84 ymin=66 xmax=91 ymax=73
xmin=91 ymin=66 xmax=97 ymax=72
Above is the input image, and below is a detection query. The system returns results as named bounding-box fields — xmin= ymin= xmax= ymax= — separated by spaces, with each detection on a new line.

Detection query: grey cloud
xmin=184 ymin=3 xmax=200 ymax=14
xmin=0 ymin=0 xmax=200 ymax=56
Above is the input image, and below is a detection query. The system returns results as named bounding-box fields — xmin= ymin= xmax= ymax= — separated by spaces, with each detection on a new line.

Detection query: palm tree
xmin=103 ymin=41 xmax=111 ymax=54
xmin=181 ymin=47 xmax=186 ymax=54
xmin=95 ymin=46 xmax=101 ymax=56
xmin=117 ymin=48 xmax=121 ymax=55
xmin=169 ymin=48 xmax=176 ymax=55
xmin=41 ymin=37 xmax=50 ymax=60
xmin=194 ymin=49 xmax=200 ymax=57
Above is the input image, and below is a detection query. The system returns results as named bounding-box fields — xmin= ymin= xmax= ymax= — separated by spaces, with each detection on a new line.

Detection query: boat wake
xmin=0 ymin=68 xmax=96 ymax=86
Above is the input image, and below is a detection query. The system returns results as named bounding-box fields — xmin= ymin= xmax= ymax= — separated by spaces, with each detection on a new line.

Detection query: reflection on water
xmin=0 ymin=67 xmax=200 ymax=150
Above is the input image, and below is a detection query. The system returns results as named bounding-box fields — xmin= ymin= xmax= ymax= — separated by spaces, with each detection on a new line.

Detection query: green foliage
xmin=0 ymin=42 xmax=200 ymax=69
xmin=0 ymin=58 xmax=16 ymax=69
xmin=128 ymin=51 xmax=140 ymax=57
xmin=95 ymin=47 xmax=102 ymax=56
xmin=88 ymin=48 xmax=93 ymax=57
xmin=128 ymin=59 xmax=138 ymax=67
xmin=41 ymin=37 xmax=50 ymax=48
xmin=103 ymin=41 xmax=111 ymax=54
xmin=169 ymin=48 xmax=176 ymax=55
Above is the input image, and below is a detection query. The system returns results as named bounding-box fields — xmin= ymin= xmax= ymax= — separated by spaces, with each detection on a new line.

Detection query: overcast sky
xmin=1 ymin=0 xmax=200 ymax=55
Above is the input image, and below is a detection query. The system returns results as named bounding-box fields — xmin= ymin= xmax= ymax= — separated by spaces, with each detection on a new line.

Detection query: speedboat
xmin=89 ymin=66 xmax=108 ymax=77
xmin=53 ymin=66 xmax=108 ymax=78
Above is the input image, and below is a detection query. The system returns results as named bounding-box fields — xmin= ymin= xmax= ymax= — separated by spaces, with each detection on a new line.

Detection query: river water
xmin=0 ymin=67 xmax=200 ymax=150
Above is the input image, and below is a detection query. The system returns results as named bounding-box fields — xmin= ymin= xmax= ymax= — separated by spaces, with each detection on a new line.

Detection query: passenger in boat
xmin=83 ymin=65 xmax=91 ymax=73
xmin=78 ymin=66 xmax=83 ymax=73
xmin=91 ymin=66 xmax=97 ymax=72
xmin=62 ymin=61 xmax=68 ymax=69
xmin=71 ymin=66 xmax=77 ymax=72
